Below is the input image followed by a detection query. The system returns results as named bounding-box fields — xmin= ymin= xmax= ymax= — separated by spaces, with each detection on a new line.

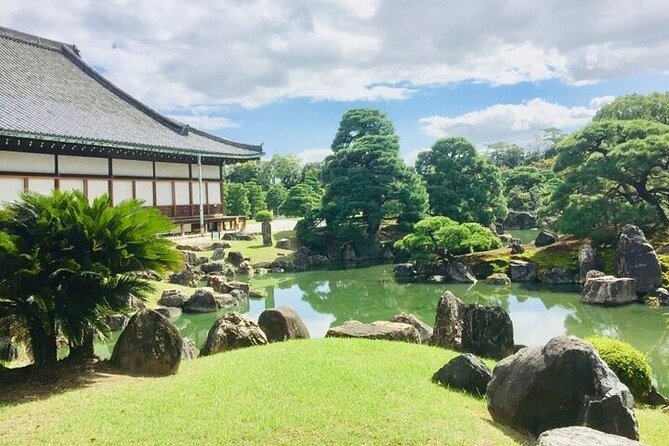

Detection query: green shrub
xmin=586 ymin=336 xmax=653 ymax=398
xmin=254 ymin=210 xmax=273 ymax=223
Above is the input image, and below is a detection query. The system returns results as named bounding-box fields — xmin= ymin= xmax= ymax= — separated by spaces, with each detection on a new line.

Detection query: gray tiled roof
xmin=0 ymin=27 xmax=263 ymax=160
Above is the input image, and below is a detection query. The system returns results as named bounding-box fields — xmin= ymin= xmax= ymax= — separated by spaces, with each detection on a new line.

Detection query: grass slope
xmin=1 ymin=340 xmax=665 ymax=445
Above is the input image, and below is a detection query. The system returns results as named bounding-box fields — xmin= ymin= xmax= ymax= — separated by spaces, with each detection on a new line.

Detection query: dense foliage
xmin=587 ymin=336 xmax=653 ymax=399
xmin=395 ymin=216 xmax=502 ymax=263
xmin=503 ymin=165 xmax=557 ymax=212
xmin=0 ymin=191 xmax=182 ymax=367
xmin=245 ymin=182 xmax=267 ymax=217
xmin=416 ymin=137 xmax=507 ymax=226
xmin=225 ymin=183 xmax=251 ymax=216
xmin=265 ymin=184 xmax=288 ymax=216
xmin=331 ymin=108 xmax=395 ymax=152
xmin=254 ymin=210 xmax=273 ymax=223
xmin=280 ymin=171 xmax=323 ymax=217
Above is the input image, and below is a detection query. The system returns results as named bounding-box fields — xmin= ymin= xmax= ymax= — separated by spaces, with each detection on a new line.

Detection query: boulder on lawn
xmin=325 ymin=320 xmax=420 ymax=343
xmin=207 ymin=275 xmax=228 ymax=293
xmin=200 ymin=261 xmax=227 ymax=274
xmin=486 ymin=335 xmax=638 ymax=440
xmin=276 ymin=239 xmax=291 ymax=250
xmin=615 ymin=225 xmax=663 ymax=295
xmin=157 ymin=289 xmax=188 ymax=308
xmin=535 ymin=229 xmax=558 ymax=247
xmin=209 ymin=242 xmax=231 ymax=250
xmin=211 ymin=247 xmax=226 ymax=261
xmin=432 ymin=353 xmax=492 ymax=397
xmin=485 ymin=273 xmax=511 ymax=286
xmin=182 ymin=250 xmax=198 ymax=266
xmin=536 ymin=427 xmax=643 ymax=446
xmin=390 ymin=313 xmax=433 ymax=344
xmin=581 ymin=275 xmax=636 ymax=306
xmin=237 ymin=260 xmax=254 ymax=275
xmin=201 ymin=312 xmax=267 ymax=356
xmin=258 ymin=306 xmax=310 ymax=342
xmin=181 ymin=337 xmax=199 ymax=360
xmin=110 ymin=308 xmax=182 ymax=376
xmin=168 ymin=264 xmax=199 ymax=287
xmin=509 ymin=260 xmax=538 ymax=282
xmin=183 ymin=287 xmax=219 ymax=313
xmin=429 ymin=291 xmax=514 ymax=359
xmin=447 ymin=261 xmax=477 ymax=283
xmin=541 ymin=267 xmax=579 ymax=285
xmin=227 ymin=251 xmax=245 ymax=267
xmin=394 ymin=263 xmax=418 ymax=283
xmin=510 ymin=238 xmax=525 ymax=254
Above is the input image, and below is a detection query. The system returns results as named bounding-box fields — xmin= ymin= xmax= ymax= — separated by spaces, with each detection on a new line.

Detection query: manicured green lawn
xmin=0 ymin=339 xmax=665 ymax=445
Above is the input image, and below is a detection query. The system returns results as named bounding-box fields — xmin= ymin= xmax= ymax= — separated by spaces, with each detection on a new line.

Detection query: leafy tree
xmin=254 ymin=210 xmax=273 ymax=222
xmin=331 ymin=108 xmax=395 ymax=152
xmin=0 ymin=191 xmax=181 ymax=367
xmin=416 ymin=137 xmax=507 ymax=226
xmin=266 ymin=184 xmax=288 ymax=216
xmin=322 ymin=133 xmax=428 ymax=237
xmin=486 ymin=142 xmax=526 ymax=169
xmin=225 ymin=183 xmax=250 ymax=216
xmin=280 ymin=182 xmax=322 ymax=217
xmin=594 ymin=92 xmax=669 ymax=124
xmin=502 ymin=165 xmax=556 ymax=211
xmin=259 ymin=154 xmax=302 ymax=188
xmin=394 ymin=216 xmax=501 ymax=263
xmin=245 ymin=182 xmax=267 ymax=217
xmin=226 ymin=161 xmax=260 ymax=184
xmin=553 ymin=119 xmax=669 ymax=226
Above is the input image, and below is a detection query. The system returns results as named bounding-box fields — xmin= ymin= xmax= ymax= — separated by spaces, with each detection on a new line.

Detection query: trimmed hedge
xmin=587 ymin=336 xmax=653 ymax=399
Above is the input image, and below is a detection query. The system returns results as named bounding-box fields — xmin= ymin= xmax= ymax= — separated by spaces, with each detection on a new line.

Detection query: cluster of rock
xmin=110 ymin=304 xmax=311 ymax=376
xmin=324 ymin=312 xmax=433 ymax=344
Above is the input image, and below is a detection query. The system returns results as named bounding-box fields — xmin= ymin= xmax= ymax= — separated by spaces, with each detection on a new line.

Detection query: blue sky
xmin=3 ymin=0 xmax=669 ymax=164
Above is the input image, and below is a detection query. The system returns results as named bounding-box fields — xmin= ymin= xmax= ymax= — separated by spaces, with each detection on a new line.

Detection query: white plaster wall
xmin=59 ymin=179 xmax=84 ymax=192
xmin=113 ymin=180 xmax=133 ymax=205
xmin=155 ymin=162 xmax=189 ymax=179
xmin=59 ymin=155 xmax=108 ymax=175
xmin=136 ymin=181 xmax=154 ymax=205
xmin=156 ymin=181 xmax=173 ymax=206
xmin=207 ymin=182 xmax=221 ymax=204
xmin=0 ymin=152 xmax=54 ymax=173
xmin=0 ymin=178 xmax=24 ymax=203
xmin=113 ymin=159 xmax=153 ymax=177
xmin=87 ymin=180 xmax=109 ymax=200
xmin=201 ymin=165 xmax=220 ymax=180
xmin=174 ymin=182 xmax=190 ymax=205
xmin=28 ymin=178 xmax=55 ymax=195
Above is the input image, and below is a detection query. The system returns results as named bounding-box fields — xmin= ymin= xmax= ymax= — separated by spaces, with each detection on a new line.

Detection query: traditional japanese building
xmin=0 ymin=26 xmax=263 ymax=232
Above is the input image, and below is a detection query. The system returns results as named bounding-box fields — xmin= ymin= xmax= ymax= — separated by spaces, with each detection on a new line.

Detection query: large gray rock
xmin=211 ymin=247 xmax=226 ymax=261
xmin=390 ymin=313 xmax=433 ymax=344
xmin=258 ymin=306 xmax=310 ymax=342
xmin=579 ymin=244 xmax=599 ymax=281
xmin=432 ymin=353 xmax=492 ymax=397
xmin=325 ymin=320 xmax=420 ymax=343
xmin=110 ymin=309 xmax=182 ymax=376
xmin=227 ymin=251 xmax=245 ymax=267
xmin=217 ymin=280 xmax=250 ymax=294
xmin=237 ymin=260 xmax=254 ymax=275
xmin=201 ymin=312 xmax=267 ymax=356
xmin=645 ymin=287 xmax=669 ymax=306
xmin=429 ymin=291 xmax=514 ymax=359
xmin=261 ymin=221 xmax=272 ymax=247
xmin=485 ymin=273 xmax=511 ymax=286
xmin=183 ymin=287 xmax=219 ymax=313
xmin=581 ymin=276 xmax=637 ymax=306
xmin=157 ymin=289 xmax=188 ymax=308
xmin=104 ymin=314 xmax=129 ymax=332
xmin=535 ymin=229 xmax=558 ymax=247
xmin=536 ymin=427 xmax=643 ymax=446
xmin=182 ymin=250 xmax=198 ymax=265
xmin=541 ymin=267 xmax=579 ymax=285
xmin=505 ymin=211 xmax=536 ymax=230
xmin=168 ymin=264 xmax=199 ymax=287
xmin=200 ymin=261 xmax=227 ymax=274
xmin=509 ymin=260 xmax=538 ymax=282
xmin=486 ymin=336 xmax=638 ymax=440
xmin=394 ymin=263 xmax=418 ymax=283
xmin=510 ymin=238 xmax=525 ymax=254
xmin=615 ymin=225 xmax=663 ymax=294
xmin=181 ymin=337 xmax=199 ymax=360
xmin=154 ymin=306 xmax=182 ymax=319
xmin=275 ymin=238 xmax=291 ymax=250
xmin=447 ymin=261 xmax=477 ymax=284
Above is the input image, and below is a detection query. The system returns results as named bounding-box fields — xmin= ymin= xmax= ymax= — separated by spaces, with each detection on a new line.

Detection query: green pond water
xmin=97 ymin=264 xmax=669 ymax=394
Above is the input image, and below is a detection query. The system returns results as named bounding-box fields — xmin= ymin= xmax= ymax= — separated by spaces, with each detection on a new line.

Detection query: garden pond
xmin=97 ymin=264 xmax=669 ymax=394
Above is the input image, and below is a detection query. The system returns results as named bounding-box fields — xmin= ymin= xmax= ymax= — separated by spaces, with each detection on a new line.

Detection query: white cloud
xmin=166 ymin=114 xmax=238 ymax=131
xmin=402 ymin=148 xmax=428 ymax=166
xmin=2 ymin=0 xmax=668 ymax=111
xmin=295 ymin=148 xmax=332 ymax=164
xmin=420 ymin=97 xmax=614 ymax=146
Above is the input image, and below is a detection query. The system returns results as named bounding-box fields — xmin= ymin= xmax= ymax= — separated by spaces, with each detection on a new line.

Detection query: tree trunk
xmin=68 ymin=327 xmax=95 ymax=363
xmin=29 ymin=318 xmax=57 ymax=367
